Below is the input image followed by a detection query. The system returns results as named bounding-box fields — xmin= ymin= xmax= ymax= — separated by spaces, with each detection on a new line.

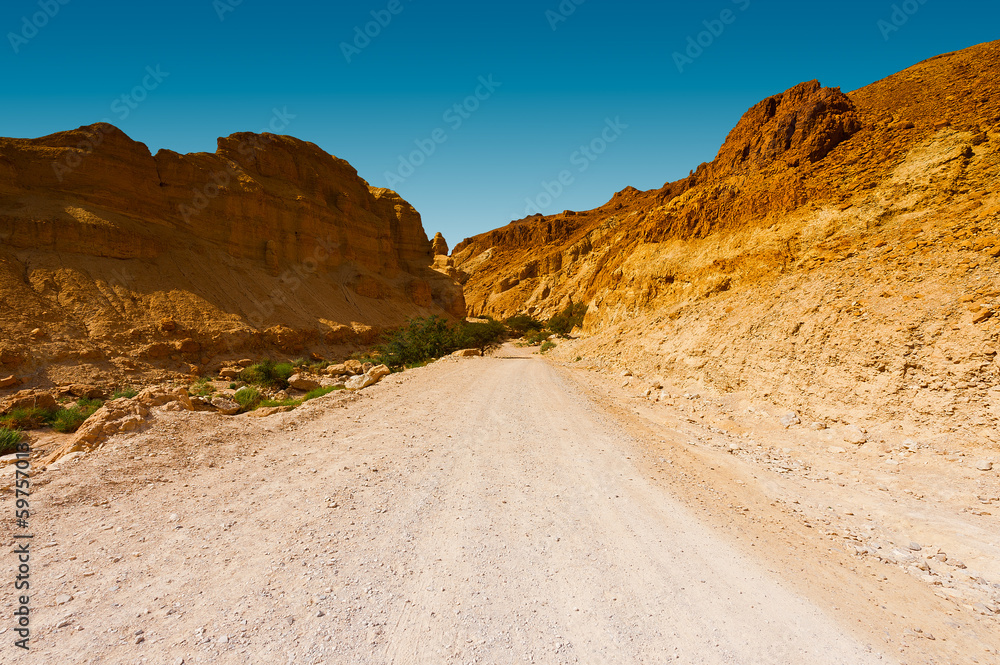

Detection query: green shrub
xmin=304 ymin=386 xmax=340 ymax=401
xmin=0 ymin=407 xmax=53 ymax=430
xmin=229 ymin=383 xmax=237 ymax=390
xmin=190 ymin=377 xmax=214 ymax=397
xmin=233 ymin=387 xmax=262 ymax=412
xmin=540 ymin=340 xmax=556 ymax=353
xmin=112 ymin=386 xmax=140 ymax=400
xmin=376 ymin=316 xmax=459 ymax=367
xmin=375 ymin=316 xmax=508 ymax=368
xmin=0 ymin=427 xmax=23 ymax=455
xmin=455 ymin=318 xmax=507 ymax=353
xmin=240 ymin=359 xmax=295 ymax=388
xmin=547 ymin=302 xmax=587 ymax=336
xmin=524 ymin=330 xmax=552 ymax=346
xmin=51 ymin=398 xmax=103 ymax=434
xmin=504 ymin=314 xmax=545 ymax=336
xmin=52 ymin=409 xmax=87 ymax=433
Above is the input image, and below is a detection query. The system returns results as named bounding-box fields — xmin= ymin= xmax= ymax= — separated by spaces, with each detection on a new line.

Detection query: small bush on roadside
xmin=524 ymin=330 xmax=552 ymax=346
xmin=540 ymin=340 xmax=556 ymax=353
xmin=233 ymin=387 xmax=263 ymax=412
xmin=455 ymin=318 xmax=507 ymax=353
xmin=190 ymin=377 xmax=214 ymax=397
xmin=375 ymin=316 xmax=509 ymax=368
xmin=0 ymin=427 xmax=23 ymax=455
xmin=547 ymin=302 xmax=587 ymax=336
xmin=304 ymin=386 xmax=341 ymax=401
xmin=375 ymin=316 xmax=459 ymax=367
xmin=51 ymin=398 xmax=103 ymax=434
xmin=240 ymin=359 xmax=295 ymax=388
xmin=504 ymin=314 xmax=545 ymax=336
xmin=0 ymin=407 xmax=53 ymax=430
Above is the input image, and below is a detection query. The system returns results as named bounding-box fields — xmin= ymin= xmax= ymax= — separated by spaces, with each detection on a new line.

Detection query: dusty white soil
xmin=4 ymin=345 xmax=999 ymax=664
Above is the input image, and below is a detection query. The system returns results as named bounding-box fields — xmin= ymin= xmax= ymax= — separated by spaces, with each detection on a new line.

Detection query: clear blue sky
xmin=2 ymin=0 xmax=996 ymax=245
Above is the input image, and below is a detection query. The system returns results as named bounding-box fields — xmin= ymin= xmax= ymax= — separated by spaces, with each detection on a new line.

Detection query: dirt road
xmin=6 ymin=349 xmax=908 ymax=663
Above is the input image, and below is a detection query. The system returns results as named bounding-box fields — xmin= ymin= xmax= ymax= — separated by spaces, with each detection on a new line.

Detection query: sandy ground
xmin=3 ymin=345 xmax=999 ymax=664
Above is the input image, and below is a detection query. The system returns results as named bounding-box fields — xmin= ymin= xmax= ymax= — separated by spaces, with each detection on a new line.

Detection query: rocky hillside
xmin=453 ymin=41 xmax=1000 ymax=435
xmin=0 ymin=125 xmax=464 ymax=386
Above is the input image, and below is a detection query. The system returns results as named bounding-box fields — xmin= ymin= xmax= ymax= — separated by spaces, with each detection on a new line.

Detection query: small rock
xmin=908 ymin=542 xmax=922 ymax=552
xmin=828 ymin=446 xmax=847 ymax=454
xmin=621 ymin=369 xmax=632 ymax=377
xmin=55 ymin=594 xmax=73 ymax=605
xmin=218 ymin=368 xmax=240 ymax=380
xmin=809 ymin=421 xmax=827 ymax=430
xmin=135 ymin=636 xmax=145 ymax=645
xmin=287 ymin=374 xmax=321 ymax=391
xmin=210 ymin=396 xmax=241 ymax=416
xmin=779 ymin=412 xmax=800 ymax=428
xmin=218 ymin=635 xmax=229 ymax=644
xmin=843 ymin=425 xmax=868 ymax=445
xmin=976 ymin=460 xmax=993 ymax=472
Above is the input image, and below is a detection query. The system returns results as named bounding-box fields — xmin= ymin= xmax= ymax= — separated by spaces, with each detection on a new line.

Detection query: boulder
xmin=345 ymin=374 xmax=378 ymax=391
xmin=245 ymin=405 xmax=295 ymax=418
xmin=452 ymin=348 xmax=482 ymax=357
xmin=346 ymin=364 xmax=392 ymax=391
xmin=219 ymin=367 xmax=241 ymax=380
xmin=2 ymin=391 xmax=57 ymax=414
xmin=66 ymin=384 xmax=108 ymax=400
xmin=326 ymin=364 xmax=347 ymax=376
xmin=362 ymin=362 xmax=374 ymax=373
xmin=138 ymin=387 xmax=193 ymax=411
xmin=344 ymin=359 xmax=363 ymax=375
xmin=41 ymin=398 xmax=152 ymax=465
xmin=287 ymin=374 xmax=321 ymax=391
xmin=211 ymin=396 xmax=241 ymax=415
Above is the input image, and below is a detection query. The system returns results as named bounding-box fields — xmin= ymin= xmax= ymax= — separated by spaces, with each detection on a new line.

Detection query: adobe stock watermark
xmin=213 ymin=0 xmax=243 ymax=21
xmin=383 ymin=75 xmax=501 ymax=188
xmin=178 ymin=107 xmax=296 ymax=224
xmin=7 ymin=0 xmax=71 ymax=54
xmin=523 ymin=117 xmax=627 ymax=217
xmin=877 ymin=0 xmax=929 ymax=41
xmin=672 ymin=0 xmax=751 ymax=74
xmin=546 ymin=0 xmax=586 ymax=31
xmin=340 ymin=0 xmax=411 ymax=64
xmin=50 ymin=65 xmax=170 ymax=182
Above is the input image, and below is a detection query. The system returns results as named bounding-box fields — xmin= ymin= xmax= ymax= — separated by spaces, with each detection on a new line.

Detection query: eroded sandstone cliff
xmin=0 ymin=125 xmax=464 ymax=385
xmin=454 ymin=41 xmax=1000 ymax=435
